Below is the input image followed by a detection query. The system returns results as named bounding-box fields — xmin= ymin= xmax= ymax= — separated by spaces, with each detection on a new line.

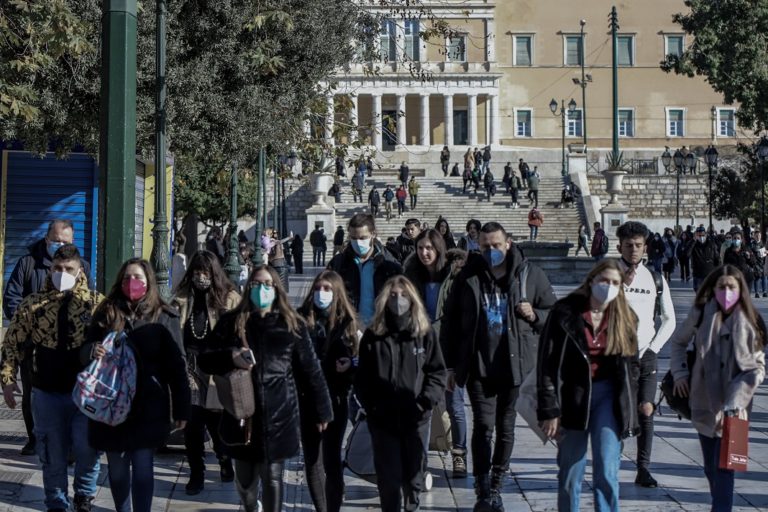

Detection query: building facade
xmin=325 ymin=0 xmax=746 ymax=157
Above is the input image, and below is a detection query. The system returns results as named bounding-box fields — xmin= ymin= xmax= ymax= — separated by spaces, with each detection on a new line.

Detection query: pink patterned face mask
xmin=715 ymin=289 xmax=740 ymax=311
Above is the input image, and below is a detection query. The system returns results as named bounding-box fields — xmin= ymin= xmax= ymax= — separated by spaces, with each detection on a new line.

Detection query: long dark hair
xmin=231 ymin=265 xmax=303 ymax=342
xmin=413 ymin=229 xmax=448 ymax=277
xmin=95 ymin=258 xmax=171 ymax=331
xmin=174 ymin=250 xmax=236 ymax=310
xmin=695 ymin=265 xmax=765 ymax=349
xmin=299 ymin=270 xmax=359 ymax=355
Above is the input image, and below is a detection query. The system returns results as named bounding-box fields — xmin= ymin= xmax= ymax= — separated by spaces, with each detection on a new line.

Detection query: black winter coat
xmin=198 ymin=311 xmax=332 ymax=463
xmin=686 ymin=238 xmax=720 ymax=278
xmin=724 ymin=247 xmax=755 ymax=284
xmin=3 ymin=238 xmax=92 ymax=320
xmin=327 ymin=243 xmax=402 ymax=311
xmin=440 ymin=247 xmax=557 ymax=387
xmin=84 ymin=308 xmax=190 ymax=452
xmin=396 ymin=234 xmax=416 ymax=262
xmin=356 ymin=325 xmax=446 ymax=433
xmin=537 ymin=294 xmax=640 ymax=439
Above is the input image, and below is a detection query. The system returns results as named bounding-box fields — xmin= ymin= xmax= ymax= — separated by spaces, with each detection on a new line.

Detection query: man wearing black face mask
xmin=685 ymin=226 xmax=720 ymax=292
xmin=441 ymin=222 xmax=556 ymax=511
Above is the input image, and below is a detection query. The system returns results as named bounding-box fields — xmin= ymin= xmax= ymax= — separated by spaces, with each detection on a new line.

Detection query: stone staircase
xmin=331 ymin=173 xmax=585 ymax=243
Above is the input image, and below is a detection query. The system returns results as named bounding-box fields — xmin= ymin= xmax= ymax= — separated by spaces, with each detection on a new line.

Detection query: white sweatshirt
xmin=620 ymin=261 xmax=676 ymax=357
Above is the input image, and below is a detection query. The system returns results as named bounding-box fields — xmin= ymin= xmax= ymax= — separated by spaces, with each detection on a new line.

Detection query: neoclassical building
xmin=322 ymin=0 xmax=744 ymax=156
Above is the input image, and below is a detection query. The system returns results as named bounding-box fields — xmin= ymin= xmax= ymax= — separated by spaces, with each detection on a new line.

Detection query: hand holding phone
xmin=232 ymin=348 xmax=255 ymax=369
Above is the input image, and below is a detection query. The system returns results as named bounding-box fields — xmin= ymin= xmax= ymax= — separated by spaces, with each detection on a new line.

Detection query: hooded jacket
xmin=536 ymin=293 xmax=640 ymax=439
xmin=327 ymin=241 xmax=402 ymax=311
xmin=356 ymin=325 xmax=446 ymax=433
xmin=440 ymin=246 xmax=557 ymax=387
xmin=403 ymin=249 xmax=467 ymax=343
xmin=3 ymin=238 xmax=93 ymax=320
xmin=198 ymin=311 xmax=333 ymax=462
xmin=0 ymin=273 xmax=102 ymax=391
xmin=685 ymin=236 xmax=720 ymax=278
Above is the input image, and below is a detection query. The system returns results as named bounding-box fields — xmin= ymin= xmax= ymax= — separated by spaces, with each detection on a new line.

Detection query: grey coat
xmin=669 ymin=300 xmax=765 ymax=438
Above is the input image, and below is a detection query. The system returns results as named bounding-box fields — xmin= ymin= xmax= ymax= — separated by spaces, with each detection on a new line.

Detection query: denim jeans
xmin=699 ymin=434 xmax=735 ymax=511
xmin=31 ymin=388 xmax=101 ymax=510
xmin=556 ymin=380 xmax=621 ymax=512
xmin=106 ymin=448 xmax=155 ymax=512
xmin=529 ymin=226 xmax=539 ymax=241
xmin=752 ymin=275 xmax=766 ymax=295
xmin=445 ymin=387 xmax=467 ymax=452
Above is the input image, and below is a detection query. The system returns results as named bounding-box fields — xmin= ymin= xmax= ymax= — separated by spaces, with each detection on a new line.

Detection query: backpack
xmin=73 ymin=331 xmax=137 ymax=426
xmin=600 ymin=233 xmax=609 ymax=255
xmin=648 ymin=268 xmax=664 ymax=321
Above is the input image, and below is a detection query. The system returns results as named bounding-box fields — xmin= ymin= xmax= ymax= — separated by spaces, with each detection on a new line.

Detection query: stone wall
xmin=587 ymin=173 xmax=710 ymax=219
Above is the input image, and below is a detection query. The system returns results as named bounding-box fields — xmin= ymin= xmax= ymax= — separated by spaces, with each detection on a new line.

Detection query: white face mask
xmin=351 ymin=238 xmax=371 ymax=256
xmin=52 ymin=270 xmax=79 ymax=292
xmin=591 ymin=282 xmax=620 ymax=306
xmin=313 ymin=290 xmax=333 ymax=310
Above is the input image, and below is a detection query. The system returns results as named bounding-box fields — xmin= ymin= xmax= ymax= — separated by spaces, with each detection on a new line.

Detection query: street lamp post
xmin=704 ymin=145 xmax=719 ymax=231
xmin=550 ymin=98 xmax=577 ymax=176
xmin=673 ymin=148 xmax=684 ymax=232
xmin=756 ymin=137 xmax=768 ymax=238
xmin=150 ymin=0 xmax=171 ymax=301
xmin=571 ymin=19 xmax=592 ymax=147
xmin=224 ymin=163 xmax=241 ymax=284
xmin=251 ymin=148 xmax=266 ymax=266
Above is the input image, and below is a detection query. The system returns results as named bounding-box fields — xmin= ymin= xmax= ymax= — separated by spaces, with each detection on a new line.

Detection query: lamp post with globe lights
xmin=550 ymin=98 xmax=577 ymax=176
xmin=704 ymin=145 xmax=719 ymax=231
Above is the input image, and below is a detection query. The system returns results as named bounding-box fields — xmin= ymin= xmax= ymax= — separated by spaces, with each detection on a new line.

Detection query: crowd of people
xmin=0 ymin=216 xmax=765 ymax=512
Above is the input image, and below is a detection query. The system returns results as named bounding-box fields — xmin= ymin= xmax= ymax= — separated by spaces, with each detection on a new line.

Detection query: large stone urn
xmin=602 ymin=168 xmax=627 ymax=205
xmin=310 ymin=171 xmax=335 ymax=207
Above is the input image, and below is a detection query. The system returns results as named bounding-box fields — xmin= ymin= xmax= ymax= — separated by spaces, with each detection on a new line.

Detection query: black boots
xmin=73 ymin=494 xmax=94 ymax=512
xmin=220 ymin=456 xmax=235 ymax=482
xmin=473 ymin=474 xmax=493 ymax=512
xmin=185 ymin=469 xmax=205 ymax=496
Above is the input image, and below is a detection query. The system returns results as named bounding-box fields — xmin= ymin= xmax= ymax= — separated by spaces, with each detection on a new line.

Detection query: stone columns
xmin=419 ymin=93 xmax=430 ymax=146
xmin=324 ymin=94 xmax=334 ymax=145
xmin=372 ymin=93 xmax=383 ymax=150
xmin=444 ymin=94 xmax=454 ymax=146
xmin=396 ymin=94 xmax=407 ymax=145
xmin=467 ymin=93 xmax=478 ymax=146
xmin=349 ymin=93 xmax=358 ymax=142
xmin=488 ymin=93 xmax=500 ymax=146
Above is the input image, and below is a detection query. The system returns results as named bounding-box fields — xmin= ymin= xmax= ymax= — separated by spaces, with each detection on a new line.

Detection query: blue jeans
xmin=31 ymin=388 xmax=100 ymax=510
xmin=529 ymin=226 xmax=539 ymax=241
xmin=752 ymin=275 xmax=766 ymax=295
xmin=693 ymin=276 xmax=706 ymax=292
xmin=106 ymin=448 xmax=155 ymax=512
xmin=556 ymin=380 xmax=621 ymax=512
xmin=699 ymin=434 xmax=735 ymax=511
xmin=445 ymin=387 xmax=467 ymax=452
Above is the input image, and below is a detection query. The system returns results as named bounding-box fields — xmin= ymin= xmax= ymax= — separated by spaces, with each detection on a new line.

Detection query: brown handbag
xmin=213 ymin=369 xmax=255 ymax=420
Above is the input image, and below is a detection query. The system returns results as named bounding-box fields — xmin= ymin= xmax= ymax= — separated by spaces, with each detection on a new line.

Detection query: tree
xmin=662 ymin=0 xmax=768 ymax=131
xmin=711 ymin=144 xmax=768 ymax=229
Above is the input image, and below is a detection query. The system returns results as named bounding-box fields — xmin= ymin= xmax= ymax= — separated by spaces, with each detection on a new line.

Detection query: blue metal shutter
xmin=3 ymin=152 xmax=98 ymax=286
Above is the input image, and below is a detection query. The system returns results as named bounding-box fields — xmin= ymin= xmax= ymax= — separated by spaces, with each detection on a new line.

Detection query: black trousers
xmin=184 ymin=405 xmax=225 ymax=474
xmin=21 ymin=358 xmax=35 ymax=443
xmin=371 ymin=205 xmax=379 ymax=217
xmin=234 ymin=460 xmax=284 ymax=512
xmin=441 ymin=163 xmax=449 ymax=176
xmin=369 ymin=419 xmax=429 ymax=512
xmin=300 ymin=395 xmax=349 ymax=512
xmin=510 ymin=188 xmax=518 ymax=204
xmin=679 ymin=257 xmax=690 ymax=281
xmin=313 ymin=247 xmax=325 ymax=266
xmin=294 ymin=253 xmax=304 ymax=274
xmin=467 ymin=376 xmax=520 ymax=477
xmin=637 ymin=350 xmax=658 ymax=470
xmin=528 ymin=189 xmax=539 ymax=207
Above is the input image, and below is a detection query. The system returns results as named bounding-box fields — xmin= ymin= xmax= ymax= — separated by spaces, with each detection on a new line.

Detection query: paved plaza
xmin=0 ymin=269 xmax=767 ymax=511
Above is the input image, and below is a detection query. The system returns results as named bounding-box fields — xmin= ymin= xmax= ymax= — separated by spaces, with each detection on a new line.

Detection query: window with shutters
xmin=718 ymin=108 xmax=736 ymax=137
xmin=404 ymin=19 xmax=420 ymax=61
xmin=665 ymin=35 xmax=684 ymax=58
xmin=618 ymin=36 xmax=634 ymax=66
xmin=513 ymin=35 xmax=533 ymax=66
xmin=567 ymin=109 xmax=583 ymax=137
xmin=515 ymin=109 xmax=532 ymax=137
xmin=618 ymin=109 xmax=634 ymax=137
xmin=446 ymin=35 xmax=467 ymax=62
xmin=666 ymin=108 xmax=685 ymax=137
xmin=564 ymin=35 xmax=583 ymax=66
xmin=380 ymin=19 xmax=396 ymax=62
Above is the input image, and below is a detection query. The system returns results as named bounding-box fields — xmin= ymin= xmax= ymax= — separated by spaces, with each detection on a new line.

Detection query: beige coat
xmin=174 ymin=289 xmax=242 ymax=406
xmin=669 ymin=300 xmax=765 ymax=438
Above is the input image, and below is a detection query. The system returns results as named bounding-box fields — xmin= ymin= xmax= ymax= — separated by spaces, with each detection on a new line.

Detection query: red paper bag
xmin=719 ymin=416 xmax=749 ymax=472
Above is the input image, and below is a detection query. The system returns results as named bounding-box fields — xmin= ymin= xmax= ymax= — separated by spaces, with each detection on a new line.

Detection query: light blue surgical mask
xmin=313 ymin=290 xmax=333 ymax=310
xmin=351 ymin=238 xmax=371 ymax=257
xmin=47 ymin=241 xmax=65 ymax=258
xmin=250 ymin=284 xmax=275 ymax=309
xmin=483 ymin=248 xmax=506 ymax=268
xmin=733 ymin=239 xmax=742 ymax=248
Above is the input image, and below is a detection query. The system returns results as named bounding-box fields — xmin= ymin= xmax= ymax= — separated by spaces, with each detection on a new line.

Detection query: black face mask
xmin=385 ymin=298 xmax=412 ymax=333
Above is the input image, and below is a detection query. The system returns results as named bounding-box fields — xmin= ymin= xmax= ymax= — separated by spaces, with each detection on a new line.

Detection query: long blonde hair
xmin=232 ymin=265 xmax=303 ymax=343
xmin=370 ymin=275 xmax=431 ymax=338
xmin=571 ymin=259 xmax=638 ymax=356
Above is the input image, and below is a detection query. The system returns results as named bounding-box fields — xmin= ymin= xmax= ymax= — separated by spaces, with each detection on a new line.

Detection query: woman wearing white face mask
xmin=198 ymin=265 xmax=332 ymax=512
xmin=538 ymin=259 xmax=639 ymax=512
xmin=669 ymin=265 xmax=765 ymax=512
xmin=297 ymin=270 xmax=359 ymax=512
xmin=355 ymin=275 xmax=447 ymax=512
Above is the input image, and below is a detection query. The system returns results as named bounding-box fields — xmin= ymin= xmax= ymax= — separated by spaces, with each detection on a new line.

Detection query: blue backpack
xmin=73 ymin=331 xmax=137 ymax=426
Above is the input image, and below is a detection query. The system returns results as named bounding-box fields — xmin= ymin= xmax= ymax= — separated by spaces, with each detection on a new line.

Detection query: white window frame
xmin=446 ymin=34 xmax=467 ymax=62
xmin=514 ymin=108 xmax=533 ymax=137
xmin=563 ymin=34 xmax=584 ymax=67
xmin=617 ymin=34 xmax=635 ymax=67
xmin=717 ymin=108 xmax=737 ymax=137
xmin=566 ymin=108 xmax=583 ymax=137
xmin=618 ymin=108 xmax=635 ymax=137
xmin=664 ymin=34 xmax=685 ymax=58
xmin=512 ymin=34 xmax=534 ymax=66
xmin=380 ymin=19 xmax=396 ymax=63
xmin=404 ymin=19 xmax=420 ymax=62
xmin=666 ymin=107 xmax=686 ymax=137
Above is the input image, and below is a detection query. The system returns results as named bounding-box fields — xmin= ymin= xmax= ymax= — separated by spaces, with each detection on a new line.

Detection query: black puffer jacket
xmin=327 ymin=242 xmax=401 ymax=310
xmin=356 ymin=325 xmax=446 ymax=433
xmin=198 ymin=311 xmax=332 ymax=463
xmin=440 ymin=246 xmax=557 ymax=387
xmin=724 ymin=247 xmax=755 ymax=284
xmin=84 ymin=308 xmax=190 ymax=452
xmin=537 ymin=293 xmax=640 ymax=439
